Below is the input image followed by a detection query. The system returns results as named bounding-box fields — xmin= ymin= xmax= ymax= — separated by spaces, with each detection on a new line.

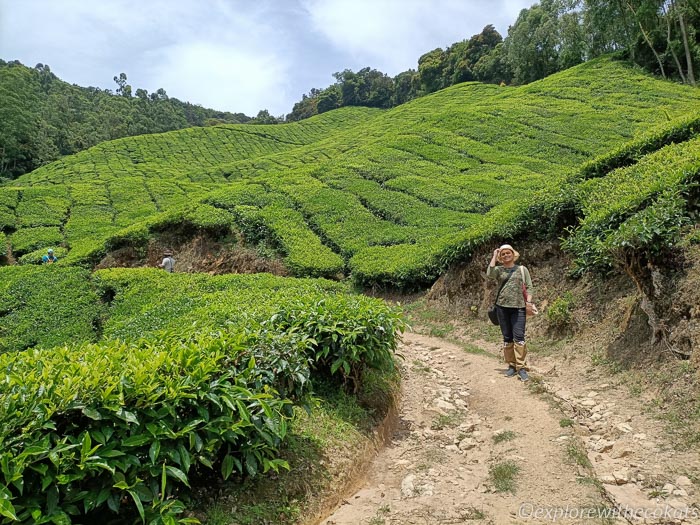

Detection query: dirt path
xmin=320 ymin=333 xmax=614 ymax=525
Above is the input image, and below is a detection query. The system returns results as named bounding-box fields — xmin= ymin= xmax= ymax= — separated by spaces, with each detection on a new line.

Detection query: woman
xmin=486 ymin=244 xmax=534 ymax=381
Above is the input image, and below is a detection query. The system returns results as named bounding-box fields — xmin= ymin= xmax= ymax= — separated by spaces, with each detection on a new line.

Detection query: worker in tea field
xmin=158 ymin=250 xmax=175 ymax=273
xmin=487 ymin=244 xmax=536 ymax=382
xmin=42 ymin=248 xmax=58 ymax=264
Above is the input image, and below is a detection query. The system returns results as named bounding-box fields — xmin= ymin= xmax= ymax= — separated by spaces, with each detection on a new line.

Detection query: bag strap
xmin=495 ymin=265 xmax=518 ymax=304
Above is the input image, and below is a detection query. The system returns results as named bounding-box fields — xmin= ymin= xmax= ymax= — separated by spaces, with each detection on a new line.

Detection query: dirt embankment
xmin=95 ymin=232 xmax=289 ymax=276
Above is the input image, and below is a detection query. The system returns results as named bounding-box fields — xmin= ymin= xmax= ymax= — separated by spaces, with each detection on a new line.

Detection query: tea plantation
xmin=2 ymin=55 xmax=700 ymax=524
xmin=4 ymin=57 xmax=700 ymax=286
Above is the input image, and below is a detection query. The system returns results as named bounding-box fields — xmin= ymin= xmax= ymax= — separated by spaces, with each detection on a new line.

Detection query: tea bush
xmin=0 ymin=268 xmax=404 ymax=523
xmin=17 ymin=246 xmax=68 ymax=265
xmin=563 ymin=138 xmax=700 ymax=274
xmin=579 ymin=112 xmax=700 ymax=180
xmin=10 ymin=227 xmax=63 ymax=256
xmin=546 ymin=292 xmax=575 ymax=330
xmin=0 ymin=266 xmax=101 ymax=352
xmin=0 ymin=331 xmax=307 ymax=524
xmin=269 ymin=295 xmax=405 ymax=389
xmin=257 ymin=205 xmax=345 ymax=278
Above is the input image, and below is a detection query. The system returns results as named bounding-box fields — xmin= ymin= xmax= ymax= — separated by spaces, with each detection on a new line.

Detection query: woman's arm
xmin=486 ymin=248 xmax=501 ymax=278
xmin=523 ymin=266 xmax=534 ymax=303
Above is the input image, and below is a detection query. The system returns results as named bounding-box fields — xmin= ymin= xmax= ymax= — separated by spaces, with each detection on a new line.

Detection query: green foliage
xmin=0 ymin=332 xmax=302 ymax=524
xmin=269 ymin=295 xmax=405 ymax=389
xmin=91 ymin=269 xmax=403 ymax=390
xmin=579 ymin=112 xmax=700 ymax=179
xmin=546 ymin=292 xmax=575 ymax=329
xmin=0 ymin=61 xmax=253 ymax=179
xmin=489 ymin=460 xmax=521 ymax=493
xmin=0 ymin=266 xmax=101 ymax=352
xmin=563 ymin=138 xmax=700 ymax=274
xmin=257 ymin=205 xmax=345 ymax=278
xmin=17 ymin=246 xmax=68 ymax=265
xmin=15 ymin=186 xmax=69 ymax=228
xmin=10 ymin=227 xmax=63 ymax=256
xmin=0 ymin=268 xmax=403 ymax=523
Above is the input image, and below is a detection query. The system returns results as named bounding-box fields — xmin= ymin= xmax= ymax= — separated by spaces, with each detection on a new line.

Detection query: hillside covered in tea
xmin=4 ymin=57 xmax=699 ymax=289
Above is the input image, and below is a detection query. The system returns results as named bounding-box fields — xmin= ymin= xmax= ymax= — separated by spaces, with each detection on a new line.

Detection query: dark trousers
xmin=497 ymin=306 xmax=526 ymax=343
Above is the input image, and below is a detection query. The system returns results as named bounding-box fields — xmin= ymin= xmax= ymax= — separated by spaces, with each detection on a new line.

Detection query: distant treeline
xmin=1 ymin=0 xmax=697 ymax=179
xmin=0 ymin=61 xmax=260 ymax=179
xmin=286 ymin=0 xmax=699 ymax=121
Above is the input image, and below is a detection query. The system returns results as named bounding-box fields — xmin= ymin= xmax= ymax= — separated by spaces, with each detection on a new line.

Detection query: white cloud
xmin=1 ymin=0 xmax=534 ymax=115
xmin=151 ymin=41 xmax=289 ymax=116
xmin=301 ymin=0 xmax=530 ymax=74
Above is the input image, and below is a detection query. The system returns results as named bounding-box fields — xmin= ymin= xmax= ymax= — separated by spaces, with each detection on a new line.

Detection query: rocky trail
xmin=320 ymin=332 xmax=700 ymax=525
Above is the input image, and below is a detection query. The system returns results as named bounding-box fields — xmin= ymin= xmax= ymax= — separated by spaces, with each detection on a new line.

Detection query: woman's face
xmin=499 ymin=249 xmax=514 ymax=263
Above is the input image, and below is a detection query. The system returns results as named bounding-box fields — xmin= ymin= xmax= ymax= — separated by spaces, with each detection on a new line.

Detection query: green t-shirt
xmin=486 ymin=264 xmax=534 ymax=308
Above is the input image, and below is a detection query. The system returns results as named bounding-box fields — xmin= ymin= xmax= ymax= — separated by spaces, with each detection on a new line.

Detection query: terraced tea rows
xmin=5 ymin=58 xmax=700 ymax=287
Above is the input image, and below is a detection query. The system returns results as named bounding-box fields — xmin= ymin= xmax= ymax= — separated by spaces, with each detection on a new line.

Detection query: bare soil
xmin=319 ymin=328 xmax=700 ymax=524
xmin=321 ymin=332 xmax=608 ymax=525
xmin=96 ymin=233 xmax=289 ymax=276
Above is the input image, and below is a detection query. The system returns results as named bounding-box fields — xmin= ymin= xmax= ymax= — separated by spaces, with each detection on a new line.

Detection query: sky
xmin=0 ymin=0 xmax=534 ymax=117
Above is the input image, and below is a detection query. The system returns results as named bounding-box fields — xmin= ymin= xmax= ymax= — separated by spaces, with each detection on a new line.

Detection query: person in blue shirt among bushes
xmin=42 ymin=248 xmax=58 ymax=264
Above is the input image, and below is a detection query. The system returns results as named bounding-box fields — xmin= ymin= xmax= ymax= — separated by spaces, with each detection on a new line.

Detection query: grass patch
xmin=566 ymin=442 xmax=592 ymax=469
xmin=411 ymin=359 xmax=432 ymax=374
xmin=527 ymin=375 xmax=547 ymax=394
xmin=576 ymin=476 xmax=603 ymax=490
xmin=559 ymin=418 xmax=575 ymax=427
xmin=431 ymin=411 xmax=461 ymax=430
xmin=460 ymin=342 xmax=492 ymax=356
xmin=492 ymin=430 xmax=517 ymax=444
xmin=429 ymin=323 xmax=455 ymax=338
xmin=460 ymin=506 xmax=487 ymax=520
xmin=425 ymin=447 xmax=448 ymax=463
xmin=368 ymin=504 xmax=391 ymax=525
xmin=489 ymin=460 xmax=521 ymax=494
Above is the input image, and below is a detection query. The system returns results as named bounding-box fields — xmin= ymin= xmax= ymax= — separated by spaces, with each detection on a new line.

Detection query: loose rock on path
xmin=321 ymin=332 xmax=614 ymax=525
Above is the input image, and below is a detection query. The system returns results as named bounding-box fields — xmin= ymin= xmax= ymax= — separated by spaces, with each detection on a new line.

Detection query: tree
xmin=671 ymin=0 xmax=697 ymax=85
xmin=286 ymin=89 xmax=321 ymax=121
xmin=473 ymin=43 xmax=513 ymax=84
xmin=391 ymin=70 xmax=418 ymax=105
xmin=113 ymin=72 xmax=132 ymax=97
xmin=506 ymin=2 xmax=562 ymax=84
xmin=252 ymin=109 xmax=278 ymax=124
xmin=417 ymin=48 xmax=447 ymax=93
xmin=366 ymin=71 xmax=394 ymax=108
xmin=316 ymin=86 xmax=341 ymax=113
xmin=583 ymin=0 xmax=637 ymax=57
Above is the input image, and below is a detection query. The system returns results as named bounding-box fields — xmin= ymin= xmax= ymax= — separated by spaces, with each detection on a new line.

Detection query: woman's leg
xmin=497 ymin=306 xmax=516 ymax=372
xmin=512 ymin=308 xmax=526 ymax=344
xmin=511 ymin=308 xmax=529 ymax=379
xmin=497 ymin=306 xmax=514 ymax=342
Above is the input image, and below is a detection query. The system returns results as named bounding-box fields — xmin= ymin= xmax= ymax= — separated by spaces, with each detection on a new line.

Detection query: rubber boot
xmin=514 ymin=342 xmax=529 ymax=381
xmin=503 ymin=342 xmax=516 ymax=377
